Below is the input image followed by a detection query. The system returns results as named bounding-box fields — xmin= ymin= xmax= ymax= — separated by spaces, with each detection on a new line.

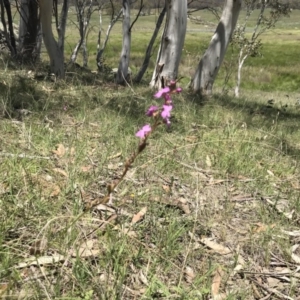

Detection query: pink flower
xmin=163 ymin=93 xmax=172 ymax=105
xmin=176 ymin=87 xmax=182 ymax=93
xmin=146 ymin=106 xmax=159 ymax=117
xmin=135 ymin=124 xmax=152 ymax=139
xmin=154 ymin=87 xmax=170 ymax=99
xmin=161 ymin=105 xmax=172 ymax=120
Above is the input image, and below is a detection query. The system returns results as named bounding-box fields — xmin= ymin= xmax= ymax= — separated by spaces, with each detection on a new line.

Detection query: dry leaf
xmin=53 ymin=168 xmax=68 ymax=178
xmin=50 ymin=185 xmax=61 ymax=197
xmin=0 ymin=182 xmax=9 ymax=195
xmin=70 ymin=147 xmax=76 ymax=156
xmin=253 ymin=223 xmax=276 ymax=233
xmin=185 ymin=135 xmax=198 ymax=142
xmin=200 ymin=238 xmax=231 ymax=255
xmin=291 ymin=244 xmax=300 ymax=264
xmin=107 ymin=163 xmax=119 ymax=170
xmin=282 ymin=230 xmax=300 ymax=237
xmin=16 ymin=255 xmax=65 ymax=269
xmin=162 ymin=185 xmax=171 ymax=193
xmin=74 ymin=240 xmax=100 ymax=258
xmin=80 ymin=165 xmax=93 ymax=173
xmin=108 ymin=152 xmax=122 ymax=160
xmin=0 ymin=283 xmax=8 ymax=295
xmin=206 ymin=155 xmax=212 ymax=167
xmin=131 ymin=207 xmax=147 ymax=225
xmin=184 ymin=266 xmax=195 ymax=284
xmin=267 ymin=170 xmax=275 ymax=176
xmin=139 ymin=270 xmax=148 ymax=285
xmin=211 ymin=266 xmax=223 ymax=297
xmin=175 ymin=198 xmax=190 ymax=214
xmin=52 ymin=144 xmax=66 ymax=157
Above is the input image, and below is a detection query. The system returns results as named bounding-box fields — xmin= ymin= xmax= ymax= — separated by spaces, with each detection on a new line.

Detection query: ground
xmin=0 ymin=6 xmax=300 ymax=300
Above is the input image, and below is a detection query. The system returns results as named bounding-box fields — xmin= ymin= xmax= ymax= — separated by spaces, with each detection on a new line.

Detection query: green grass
xmin=0 ymin=7 xmax=300 ymax=300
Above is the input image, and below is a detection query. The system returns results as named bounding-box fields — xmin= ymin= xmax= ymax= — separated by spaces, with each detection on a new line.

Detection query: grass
xmin=0 ymin=7 xmax=300 ymax=300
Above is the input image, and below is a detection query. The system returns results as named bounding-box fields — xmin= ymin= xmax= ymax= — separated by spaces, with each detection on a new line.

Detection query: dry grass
xmin=0 ymin=66 xmax=300 ymax=299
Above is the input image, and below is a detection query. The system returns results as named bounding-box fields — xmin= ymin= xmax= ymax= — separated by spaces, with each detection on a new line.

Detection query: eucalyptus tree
xmin=40 ymin=0 xmax=68 ymax=78
xmin=150 ymin=0 xmax=187 ymax=89
xmin=191 ymin=0 xmax=242 ymax=95
xmin=18 ymin=0 xmax=41 ymax=61
xmin=116 ymin=0 xmax=131 ymax=84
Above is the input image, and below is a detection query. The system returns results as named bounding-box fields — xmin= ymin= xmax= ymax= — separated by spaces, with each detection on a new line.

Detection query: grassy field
xmin=0 ymin=6 xmax=300 ymax=300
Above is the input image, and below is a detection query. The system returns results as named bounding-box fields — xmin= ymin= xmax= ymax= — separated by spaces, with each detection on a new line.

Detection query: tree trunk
xmin=4 ymin=0 xmax=16 ymax=54
xmin=40 ymin=0 xmax=65 ymax=78
xmin=150 ymin=0 xmax=187 ymax=89
xmin=0 ymin=0 xmax=16 ymax=55
xmin=191 ymin=0 xmax=242 ymax=95
xmin=134 ymin=6 xmax=166 ymax=83
xmin=57 ymin=0 xmax=69 ymax=55
xmin=116 ymin=0 xmax=131 ymax=85
xmin=18 ymin=0 xmax=41 ymax=61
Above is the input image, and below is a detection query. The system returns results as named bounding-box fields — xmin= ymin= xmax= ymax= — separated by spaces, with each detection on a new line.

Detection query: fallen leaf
xmin=206 ymin=155 xmax=212 ymax=167
xmin=281 ymin=230 xmax=300 ymax=237
xmin=108 ymin=152 xmax=122 ymax=160
xmin=0 ymin=283 xmax=8 ymax=295
xmin=211 ymin=266 xmax=223 ymax=297
xmin=16 ymin=255 xmax=65 ymax=269
xmin=162 ymin=185 xmax=171 ymax=193
xmin=184 ymin=266 xmax=195 ymax=284
xmin=70 ymin=147 xmax=76 ymax=156
xmin=291 ymin=244 xmax=300 ymax=264
xmin=139 ymin=270 xmax=148 ymax=285
xmin=185 ymin=136 xmax=198 ymax=142
xmin=52 ymin=144 xmax=66 ymax=157
xmin=253 ymin=223 xmax=276 ymax=233
xmin=80 ymin=165 xmax=93 ymax=173
xmin=131 ymin=207 xmax=147 ymax=225
xmin=73 ymin=240 xmax=100 ymax=258
xmin=50 ymin=185 xmax=61 ymax=197
xmin=200 ymin=238 xmax=231 ymax=255
xmin=53 ymin=168 xmax=68 ymax=178
xmin=107 ymin=163 xmax=119 ymax=170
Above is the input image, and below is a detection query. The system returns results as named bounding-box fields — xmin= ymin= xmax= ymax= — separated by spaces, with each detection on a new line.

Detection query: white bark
xmin=116 ymin=0 xmax=131 ymax=84
xmin=40 ymin=0 xmax=64 ymax=78
xmin=191 ymin=0 xmax=242 ymax=95
xmin=150 ymin=0 xmax=187 ymax=89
